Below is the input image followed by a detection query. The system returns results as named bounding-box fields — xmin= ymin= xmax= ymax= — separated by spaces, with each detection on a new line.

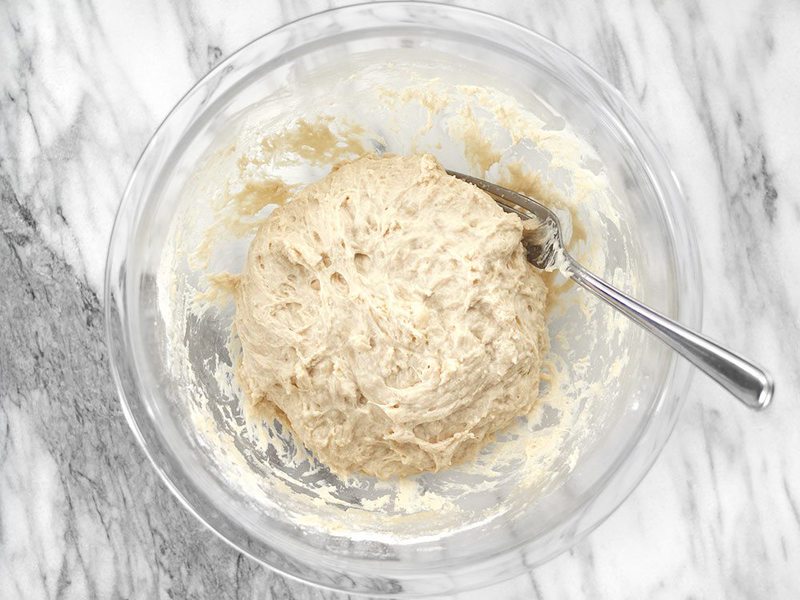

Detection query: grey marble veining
xmin=2 ymin=0 xmax=799 ymax=598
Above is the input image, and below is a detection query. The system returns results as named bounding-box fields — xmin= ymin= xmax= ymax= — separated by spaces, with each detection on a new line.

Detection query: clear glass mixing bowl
xmin=105 ymin=3 xmax=702 ymax=596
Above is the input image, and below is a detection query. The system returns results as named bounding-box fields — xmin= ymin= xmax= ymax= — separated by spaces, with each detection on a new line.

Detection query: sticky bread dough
xmin=234 ymin=153 xmax=549 ymax=478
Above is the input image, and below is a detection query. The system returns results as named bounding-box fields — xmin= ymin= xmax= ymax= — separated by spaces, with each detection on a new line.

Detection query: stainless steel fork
xmin=448 ymin=169 xmax=774 ymax=410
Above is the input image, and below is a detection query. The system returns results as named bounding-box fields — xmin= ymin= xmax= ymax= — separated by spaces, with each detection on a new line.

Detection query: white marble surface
xmin=2 ymin=0 xmax=799 ymax=598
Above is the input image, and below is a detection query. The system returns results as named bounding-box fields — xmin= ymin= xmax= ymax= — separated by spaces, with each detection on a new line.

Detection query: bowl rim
xmin=105 ymin=1 xmax=703 ymax=595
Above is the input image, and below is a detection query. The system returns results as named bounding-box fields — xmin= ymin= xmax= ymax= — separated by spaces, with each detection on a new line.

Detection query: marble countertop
xmin=2 ymin=0 xmax=799 ymax=598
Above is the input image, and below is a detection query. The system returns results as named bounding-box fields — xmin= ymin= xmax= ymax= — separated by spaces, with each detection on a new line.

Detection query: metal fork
xmin=448 ymin=170 xmax=774 ymax=410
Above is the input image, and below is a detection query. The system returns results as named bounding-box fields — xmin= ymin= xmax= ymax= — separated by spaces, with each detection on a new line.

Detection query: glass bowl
xmin=105 ymin=2 xmax=702 ymax=596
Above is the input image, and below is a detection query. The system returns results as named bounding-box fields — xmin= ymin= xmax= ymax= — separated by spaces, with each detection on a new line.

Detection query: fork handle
xmin=568 ymin=260 xmax=774 ymax=410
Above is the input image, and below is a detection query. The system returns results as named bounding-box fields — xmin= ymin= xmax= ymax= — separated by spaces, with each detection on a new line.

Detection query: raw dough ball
xmin=234 ymin=154 xmax=549 ymax=478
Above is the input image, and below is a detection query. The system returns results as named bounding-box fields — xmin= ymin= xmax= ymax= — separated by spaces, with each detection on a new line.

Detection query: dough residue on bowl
xmin=157 ymin=60 xmax=637 ymax=540
xmin=234 ymin=153 xmax=549 ymax=478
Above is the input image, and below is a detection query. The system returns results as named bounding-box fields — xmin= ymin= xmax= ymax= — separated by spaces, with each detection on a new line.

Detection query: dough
xmin=234 ymin=154 xmax=549 ymax=478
